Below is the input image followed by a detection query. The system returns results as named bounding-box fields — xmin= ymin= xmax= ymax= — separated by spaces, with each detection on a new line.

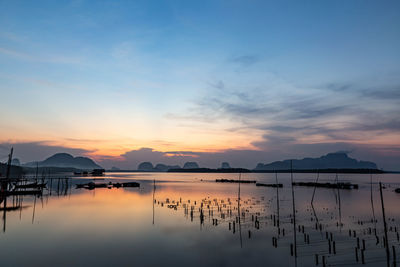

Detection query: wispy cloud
xmin=0 ymin=46 xmax=84 ymax=65
xmin=166 ymin=68 xmax=400 ymax=170
xmin=229 ymin=55 xmax=261 ymax=67
xmin=0 ymin=47 xmax=33 ymax=60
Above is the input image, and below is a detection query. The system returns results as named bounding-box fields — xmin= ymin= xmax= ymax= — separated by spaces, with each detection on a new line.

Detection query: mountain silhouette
xmin=154 ymin=163 xmax=181 ymax=172
xmin=220 ymin=162 xmax=231 ymax=169
xmin=254 ymin=152 xmax=377 ymax=170
xmin=24 ymin=153 xmax=102 ymax=170
xmin=183 ymin=162 xmax=199 ymax=169
xmin=138 ymin=162 xmax=154 ymax=171
xmin=11 ymin=158 xmax=21 ymax=166
xmin=137 ymin=162 xmax=181 ymax=171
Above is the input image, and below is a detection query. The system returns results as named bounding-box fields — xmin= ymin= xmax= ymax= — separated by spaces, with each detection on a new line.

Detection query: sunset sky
xmin=1 ymin=0 xmax=399 ymax=170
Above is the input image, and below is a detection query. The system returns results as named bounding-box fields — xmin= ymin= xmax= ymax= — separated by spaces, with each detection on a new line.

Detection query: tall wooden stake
xmin=238 ymin=172 xmax=242 ymax=248
xmin=152 ymin=179 xmax=156 ymax=225
xmin=290 ymin=160 xmax=297 ymax=266
xmin=370 ymin=173 xmax=376 ymax=231
xmin=379 ymin=182 xmax=390 ymax=267
xmin=5 ymin=147 xmax=13 ymax=180
xmin=311 ymin=170 xmax=319 ymax=205
xmin=275 ymin=171 xmax=280 ymax=228
xmin=336 ymin=173 xmax=342 ymax=229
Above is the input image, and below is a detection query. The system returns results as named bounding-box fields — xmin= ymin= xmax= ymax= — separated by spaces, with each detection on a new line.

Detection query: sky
xmin=0 ymin=0 xmax=399 ymax=170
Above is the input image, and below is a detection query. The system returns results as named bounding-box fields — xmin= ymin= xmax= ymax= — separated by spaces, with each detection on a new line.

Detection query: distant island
xmin=23 ymin=153 xmax=102 ymax=170
xmin=137 ymin=162 xmax=181 ymax=172
xmin=254 ymin=152 xmax=377 ymax=170
xmin=168 ymin=168 xmax=252 ymax=173
xmin=4 ymin=151 xmax=387 ymax=175
xmin=5 ymin=153 xmax=103 ymax=174
xmin=129 ymin=152 xmax=383 ymax=173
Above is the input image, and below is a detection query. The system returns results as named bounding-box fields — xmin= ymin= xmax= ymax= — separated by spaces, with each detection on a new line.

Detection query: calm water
xmin=1 ymin=172 xmax=400 ymax=266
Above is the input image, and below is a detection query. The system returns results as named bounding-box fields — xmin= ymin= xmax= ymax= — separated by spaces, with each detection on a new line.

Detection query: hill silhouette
xmin=24 ymin=153 xmax=102 ymax=170
xmin=254 ymin=152 xmax=377 ymax=171
xmin=137 ymin=162 xmax=181 ymax=171
xmin=183 ymin=162 xmax=199 ymax=169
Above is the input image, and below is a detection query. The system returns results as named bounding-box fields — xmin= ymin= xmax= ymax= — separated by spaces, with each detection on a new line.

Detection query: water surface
xmin=1 ymin=172 xmax=400 ymax=266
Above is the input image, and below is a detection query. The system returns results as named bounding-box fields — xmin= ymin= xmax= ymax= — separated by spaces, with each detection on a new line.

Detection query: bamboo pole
xmin=290 ymin=160 xmax=298 ymax=265
xmin=379 ymin=182 xmax=390 ymax=267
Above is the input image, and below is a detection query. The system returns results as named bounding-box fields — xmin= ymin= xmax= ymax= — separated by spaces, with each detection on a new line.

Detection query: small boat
xmin=0 ymin=206 xmax=22 ymax=211
xmin=113 ymin=183 xmax=122 ymax=188
xmin=14 ymin=182 xmax=46 ymax=189
xmin=292 ymin=182 xmax=358 ymax=190
xmin=76 ymin=181 xmax=140 ymax=189
xmin=91 ymin=169 xmax=105 ymax=176
xmin=216 ymin=179 xmax=256 ymax=184
xmin=122 ymin=182 xmax=140 ymax=188
xmin=75 ymin=182 xmax=107 ymax=190
xmin=256 ymin=183 xmax=283 ymax=188
xmin=395 ymin=188 xmax=400 ymax=193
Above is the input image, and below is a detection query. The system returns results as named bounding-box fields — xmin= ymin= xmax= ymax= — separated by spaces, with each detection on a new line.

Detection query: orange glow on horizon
xmin=1 ymin=124 xmax=399 ymax=163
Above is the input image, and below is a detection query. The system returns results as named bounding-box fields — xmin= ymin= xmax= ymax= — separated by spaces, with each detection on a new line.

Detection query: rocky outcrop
xmin=183 ymin=162 xmax=199 ymax=169
xmin=138 ymin=162 xmax=154 ymax=171
xmin=24 ymin=153 xmax=102 ymax=170
xmin=220 ymin=162 xmax=231 ymax=169
xmin=255 ymin=152 xmax=377 ymax=170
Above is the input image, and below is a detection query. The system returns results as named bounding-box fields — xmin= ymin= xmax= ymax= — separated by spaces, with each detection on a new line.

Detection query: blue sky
xmin=0 ymin=0 xmax=399 ymax=169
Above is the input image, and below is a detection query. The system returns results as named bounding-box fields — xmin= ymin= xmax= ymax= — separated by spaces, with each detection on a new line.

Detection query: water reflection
xmin=0 ymin=172 xmax=399 ymax=266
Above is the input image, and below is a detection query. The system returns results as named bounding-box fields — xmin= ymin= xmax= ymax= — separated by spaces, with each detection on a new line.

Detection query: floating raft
xmin=215 ymin=179 xmax=256 ymax=183
xmin=76 ymin=181 xmax=140 ymax=190
xmin=256 ymin=183 xmax=283 ymax=188
xmin=14 ymin=182 xmax=46 ymax=189
xmin=112 ymin=182 xmax=140 ymax=188
xmin=6 ymin=189 xmax=42 ymax=196
xmin=0 ymin=206 xmax=22 ymax=211
xmin=292 ymin=182 xmax=358 ymax=189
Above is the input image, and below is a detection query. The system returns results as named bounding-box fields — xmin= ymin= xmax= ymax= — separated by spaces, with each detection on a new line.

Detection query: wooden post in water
xmin=370 ymin=173 xmax=377 ymax=231
xmin=49 ymin=178 xmax=53 ymax=195
xmin=5 ymin=147 xmax=13 ymax=180
xmin=290 ymin=160 xmax=298 ymax=265
xmin=335 ymin=173 xmax=342 ymax=229
xmin=2 ymin=148 xmax=14 ymax=232
xmin=311 ymin=170 xmax=319 ymax=224
xmin=237 ymin=172 xmax=242 ymax=248
xmin=35 ymin=162 xmax=38 ymax=183
xmin=355 ymin=247 xmax=359 ymax=262
xmin=2 ymin=192 xmax=7 ymax=232
xmin=32 ymin=195 xmax=37 ymax=224
xmin=379 ymin=182 xmax=390 ymax=267
xmin=275 ymin=171 xmax=280 ymax=229
xmin=361 ymin=249 xmax=365 ymax=264
xmin=152 ymin=179 xmax=156 ymax=225
xmin=311 ymin=170 xmax=319 ymax=205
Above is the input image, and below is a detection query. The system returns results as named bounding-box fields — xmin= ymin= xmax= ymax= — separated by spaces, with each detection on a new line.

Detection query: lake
xmin=1 ymin=172 xmax=400 ymax=266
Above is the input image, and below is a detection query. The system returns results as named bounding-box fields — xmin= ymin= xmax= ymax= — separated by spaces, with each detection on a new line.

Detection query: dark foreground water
xmin=1 ymin=172 xmax=400 ymax=267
